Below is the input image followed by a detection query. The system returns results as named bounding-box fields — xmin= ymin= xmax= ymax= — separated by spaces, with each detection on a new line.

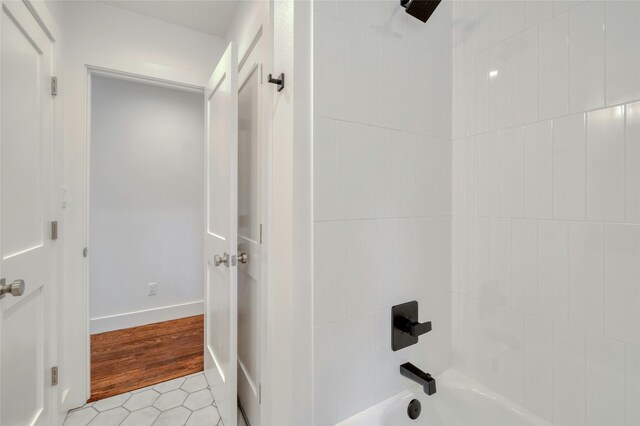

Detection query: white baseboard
xmin=90 ymin=300 xmax=204 ymax=334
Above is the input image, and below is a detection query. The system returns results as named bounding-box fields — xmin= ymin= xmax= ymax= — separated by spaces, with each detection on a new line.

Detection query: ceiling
xmin=99 ymin=0 xmax=240 ymax=38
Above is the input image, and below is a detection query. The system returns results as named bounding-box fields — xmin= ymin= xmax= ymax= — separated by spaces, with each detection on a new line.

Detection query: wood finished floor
xmin=90 ymin=315 xmax=204 ymax=402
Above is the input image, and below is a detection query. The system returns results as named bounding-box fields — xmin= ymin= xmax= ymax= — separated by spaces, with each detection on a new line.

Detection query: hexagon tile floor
xmin=63 ymin=372 xmax=222 ymax=426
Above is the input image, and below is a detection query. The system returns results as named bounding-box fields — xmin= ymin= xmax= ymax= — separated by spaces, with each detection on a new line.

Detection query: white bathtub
xmin=337 ymin=370 xmax=552 ymax=426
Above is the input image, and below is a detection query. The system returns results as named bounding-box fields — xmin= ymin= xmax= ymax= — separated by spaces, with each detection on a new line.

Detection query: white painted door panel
xmin=0 ymin=1 xmax=54 ymax=425
xmin=237 ymin=30 xmax=265 ymax=426
xmin=204 ymin=42 xmax=238 ymax=426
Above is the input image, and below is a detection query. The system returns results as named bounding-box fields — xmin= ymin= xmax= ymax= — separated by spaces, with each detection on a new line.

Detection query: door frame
xmin=81 ymin=65 xmax=205 ymax=398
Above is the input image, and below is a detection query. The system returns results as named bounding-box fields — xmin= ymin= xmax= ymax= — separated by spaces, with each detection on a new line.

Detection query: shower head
xmin=400 ymin=0 xmax=442 ymax=23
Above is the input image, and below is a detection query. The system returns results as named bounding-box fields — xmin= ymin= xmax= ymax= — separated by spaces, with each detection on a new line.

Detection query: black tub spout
xmin=400 ymin=362 xmax=437 ymax=395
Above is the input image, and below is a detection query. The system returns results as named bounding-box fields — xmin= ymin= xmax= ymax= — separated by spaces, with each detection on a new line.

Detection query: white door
xmin=204 ymin=42 xmax=238 ymax=426
xmin=0 ymin=1 xmax=55 ymax=425
xmin=237 ymin=29 xmax=265 ymax=426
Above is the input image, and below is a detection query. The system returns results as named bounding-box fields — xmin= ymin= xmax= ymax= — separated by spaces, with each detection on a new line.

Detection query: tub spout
xmin=400 ymin=362 xmax=436 ymax=395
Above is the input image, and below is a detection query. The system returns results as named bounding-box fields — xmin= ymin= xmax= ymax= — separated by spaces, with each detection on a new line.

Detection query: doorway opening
xmin=88 ymin=72 xmax=206 ymax=401
xmin=77 ymin=19 xmax=270 ymax=426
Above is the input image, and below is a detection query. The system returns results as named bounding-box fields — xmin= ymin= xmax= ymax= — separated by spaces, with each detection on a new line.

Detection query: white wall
xmin=226 ymin=0 xmax=268 ymax=59
xmin=49 ymin=0 xmax=226 ymax=410
xmin=49 ymin=1 xmax=226 ymax=86
xmin=452 ymin=1 xmax=640 ymax=425
xmin=89 ymin=76 xmax=204 ymax=334
xmin=312 ymin=1 xmax=453 ymax=424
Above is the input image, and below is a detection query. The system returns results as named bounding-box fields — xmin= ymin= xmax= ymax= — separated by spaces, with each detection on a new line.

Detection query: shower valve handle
xmin=395 ymin=317 xmax=432 ymax=337
xmin=392 ymin=301 xmax=431 ymax=351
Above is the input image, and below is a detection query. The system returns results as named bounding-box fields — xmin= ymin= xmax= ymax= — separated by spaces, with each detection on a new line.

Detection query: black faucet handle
xmin=409 ymin=320 xmax=432 ymax=337
xmin=392 ymin=301 xmax=433 ymax=351
xmin=395 ymin=317 xmax=432 ymax=337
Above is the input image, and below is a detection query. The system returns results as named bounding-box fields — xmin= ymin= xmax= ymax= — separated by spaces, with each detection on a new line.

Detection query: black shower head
xmin=400 ymin=0 xmax=442 ymax=23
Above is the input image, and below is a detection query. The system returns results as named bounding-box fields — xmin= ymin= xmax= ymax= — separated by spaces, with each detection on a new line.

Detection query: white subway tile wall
xmin=453 ymin=1 xmax=640 ymax=425
xmin=313 ymin=0 xmax=453 ymax=423
xmin=314 ymin=0 xmax=640 ymax=424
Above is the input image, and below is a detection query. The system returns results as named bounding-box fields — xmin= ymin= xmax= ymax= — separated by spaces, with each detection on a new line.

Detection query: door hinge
xmin=259 ymin=224 xmax=263 ymax=244
xmin=259 ymin=383 xmax=262 ymax=405
xmin=51 ymin=76 xmax=58 ymax=96
xmin=83 ymin=247 xmax=88 ymax=258
xmin=51 ymin=221 xmax=58 ymax=240
xmin=51 ymin=366 xmax=58 ymax=385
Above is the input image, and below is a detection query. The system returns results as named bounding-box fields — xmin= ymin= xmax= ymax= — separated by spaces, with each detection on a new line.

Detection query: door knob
xmin=214 ymin=253 xmax=230 ymax=267
xmin=237 ymin=252 xmax=248 ymax=264
xmin=0 ymin=278 xmax=25 ymax=299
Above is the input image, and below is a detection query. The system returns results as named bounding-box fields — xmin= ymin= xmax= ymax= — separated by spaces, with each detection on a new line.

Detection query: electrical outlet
xmin=148 ymin=283 xmax=157 ymax=296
